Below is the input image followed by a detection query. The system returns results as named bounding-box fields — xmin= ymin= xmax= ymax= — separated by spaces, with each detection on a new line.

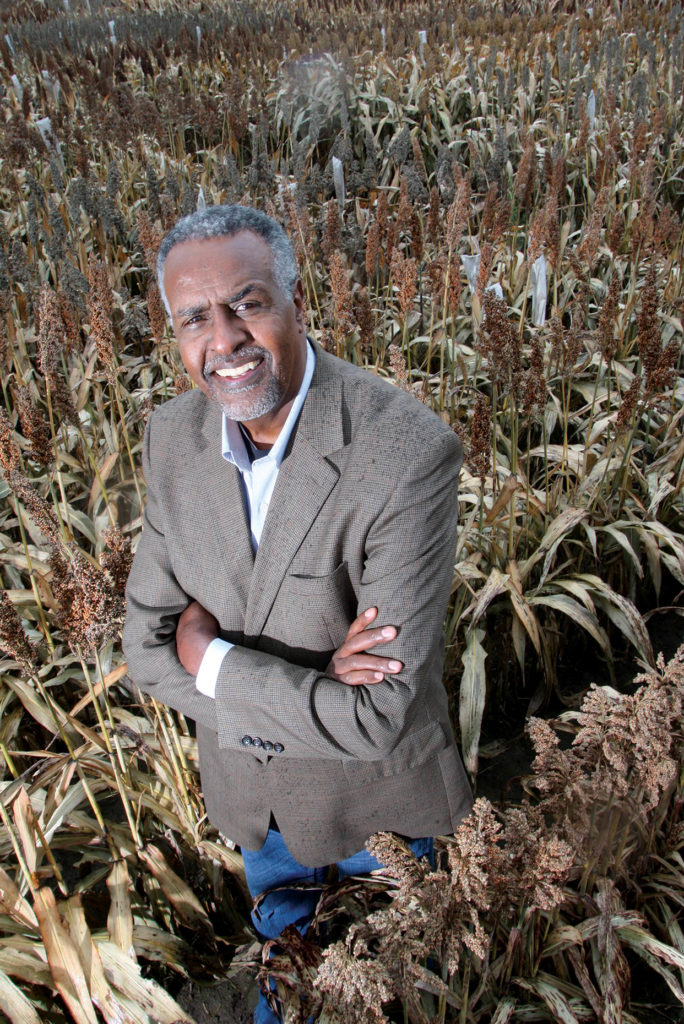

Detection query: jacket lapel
xmin=244 ymin=349 xmax=346 ymax=638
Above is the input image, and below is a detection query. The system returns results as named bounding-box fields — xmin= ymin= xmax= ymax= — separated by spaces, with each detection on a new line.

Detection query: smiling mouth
xmin=214 ymin=358 xmax=262 ymax=378
xmin=209 ymin=356 xmax=264 ymax=383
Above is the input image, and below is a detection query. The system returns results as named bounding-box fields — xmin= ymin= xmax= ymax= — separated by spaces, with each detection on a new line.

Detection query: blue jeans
xmin=242 ymin=829 xmax=434 ymax=1024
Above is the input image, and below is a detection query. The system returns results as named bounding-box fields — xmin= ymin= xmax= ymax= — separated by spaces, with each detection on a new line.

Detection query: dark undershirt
xmin=239 ymin=424 xmax=271 ymax=464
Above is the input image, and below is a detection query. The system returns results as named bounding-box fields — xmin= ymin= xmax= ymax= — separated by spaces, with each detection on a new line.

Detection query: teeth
xmin=215 ymin=359 xmax=260 ymax=378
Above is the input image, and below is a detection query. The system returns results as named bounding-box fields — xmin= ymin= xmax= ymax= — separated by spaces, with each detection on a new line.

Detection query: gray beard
xmin=209 ymin=373 xmax=284 ymax=423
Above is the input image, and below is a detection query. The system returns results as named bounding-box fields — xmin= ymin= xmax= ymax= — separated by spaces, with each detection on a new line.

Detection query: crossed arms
xmin=176 ymin=602 xmax=403 ymax=685
xmin=123 ymin=411 xmax=462 ymax=762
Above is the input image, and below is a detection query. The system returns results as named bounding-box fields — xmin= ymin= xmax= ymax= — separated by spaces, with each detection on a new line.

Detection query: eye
xmin=234 ymin=300 xmax=260 ymax=315
xmin=183 ymin=313 xmax=205 ymax=328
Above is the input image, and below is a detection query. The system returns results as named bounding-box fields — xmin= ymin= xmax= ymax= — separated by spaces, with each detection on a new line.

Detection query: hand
xmin=325 ymin=607 xmax=403 ymax=686
xmin=176 ymin=600 xmax=219 ymax=676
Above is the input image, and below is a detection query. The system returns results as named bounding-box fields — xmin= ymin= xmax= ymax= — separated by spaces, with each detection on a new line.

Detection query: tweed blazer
xmin=123 ymin=345 xmax=472 ymax=865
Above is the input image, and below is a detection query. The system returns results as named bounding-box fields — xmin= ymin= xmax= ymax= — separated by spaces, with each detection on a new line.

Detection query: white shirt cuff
xmin=195 ymin=637 xmax=233 ymax=698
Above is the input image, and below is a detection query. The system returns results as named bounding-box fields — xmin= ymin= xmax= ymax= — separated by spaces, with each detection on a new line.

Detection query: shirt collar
xmin=221 ymin=340 xmax=316 ymax=472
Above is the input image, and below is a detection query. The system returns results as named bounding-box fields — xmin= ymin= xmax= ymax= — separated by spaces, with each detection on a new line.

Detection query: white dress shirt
xmin=195 ymin=341 xmax=316 ymax=698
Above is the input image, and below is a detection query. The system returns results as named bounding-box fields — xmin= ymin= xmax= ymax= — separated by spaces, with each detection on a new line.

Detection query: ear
xmin=292 ymin=278 xmax=305 ymax=330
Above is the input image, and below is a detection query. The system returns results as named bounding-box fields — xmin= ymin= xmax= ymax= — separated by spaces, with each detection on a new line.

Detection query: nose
xmin=209 ymin=305 xmax=249 ymax=356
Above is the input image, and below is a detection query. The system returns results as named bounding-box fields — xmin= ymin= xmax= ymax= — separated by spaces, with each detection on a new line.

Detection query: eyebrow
xmin=174 ymin=284 xmax=260 ymax=321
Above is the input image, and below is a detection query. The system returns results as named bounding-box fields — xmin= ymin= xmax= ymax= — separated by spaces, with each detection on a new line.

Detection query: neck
xmin=238 ymin=395 xmax=297 ymax=449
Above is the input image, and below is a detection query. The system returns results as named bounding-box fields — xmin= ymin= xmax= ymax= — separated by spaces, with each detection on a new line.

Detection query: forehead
xmin=164 ymin=231 xmax=276 ymax=301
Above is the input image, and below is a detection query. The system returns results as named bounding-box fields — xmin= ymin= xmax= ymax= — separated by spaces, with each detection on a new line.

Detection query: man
xmin=123 ymin=205 xmax=472 ymax=1023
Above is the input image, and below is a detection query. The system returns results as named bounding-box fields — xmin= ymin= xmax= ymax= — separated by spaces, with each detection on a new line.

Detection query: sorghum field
xmin=0 ymin=0 xmax=683 ymax=1020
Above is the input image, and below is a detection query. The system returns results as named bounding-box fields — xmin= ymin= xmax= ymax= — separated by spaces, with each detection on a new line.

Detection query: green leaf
xmin=598 ymin=525 xmax=643 ymax=579
xmin=468 ymin=567 xmax=510 ymax=625
xmin=520 ymin=508 xmax=588 ymax=587
xmin=571 ymin=575 xmax=654 ymax=666
xmin=514 ymin=974 xmax=584 ymax=1023
xmin=490 ymin=996 xmax=517 ymax=1024
xmin=617 ymin=923 xmax=684 ymax=975
xmin=459 ymin=628 xmax=487 ymax=776
xmin=61 ymin=508 xmax=97 ymax=546
xmin=528 ymin=594 xmax=612 ymax=659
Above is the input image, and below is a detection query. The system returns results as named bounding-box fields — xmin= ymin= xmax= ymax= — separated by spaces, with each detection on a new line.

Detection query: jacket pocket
xmin=282 ymin=561 xmax=355 ymax=650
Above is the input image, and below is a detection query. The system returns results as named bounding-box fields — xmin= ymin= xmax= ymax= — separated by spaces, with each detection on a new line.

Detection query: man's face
xmin=163 ymin=231 xmax=307 ymax=441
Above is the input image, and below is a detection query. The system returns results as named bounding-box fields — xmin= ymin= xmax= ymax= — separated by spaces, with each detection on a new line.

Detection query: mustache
xmin=203 ymin=347 xmax=269 ymax=379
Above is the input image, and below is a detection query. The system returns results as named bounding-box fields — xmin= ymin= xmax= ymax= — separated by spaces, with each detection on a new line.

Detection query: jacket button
xmin=252 ymin=737 xmax=263 ymax=748
xmin=241 ymin=735 xmax=253 ymax=746
xmin=262 ymin=740 xmax=273 ymax=751
xmin=273 ymin=743 xmax=284 ymax=753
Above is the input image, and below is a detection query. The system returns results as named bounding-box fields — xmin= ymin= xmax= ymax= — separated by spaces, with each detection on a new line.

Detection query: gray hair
xmin=156 ymin=205 xmax=298 ymax=316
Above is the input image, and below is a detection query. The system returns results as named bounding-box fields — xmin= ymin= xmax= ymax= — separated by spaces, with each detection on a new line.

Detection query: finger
xmin=339 ymin=625 xmax=398 ymax=657
xmin=334 ymin=654 xmax=403 ymax=674
xmin=344 ymin=607 xmax=378 ymax=641
xmin=335 ymin=655 xmax=401 ymax=671
xmin=336 ymin=669 xmax=387 ymax=686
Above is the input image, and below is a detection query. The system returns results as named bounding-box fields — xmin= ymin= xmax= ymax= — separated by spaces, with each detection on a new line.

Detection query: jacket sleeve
xmin=212 ymin=429 xmax=462 ymax=761
xmin=122 ymin=420 xmax=219 ymax=733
